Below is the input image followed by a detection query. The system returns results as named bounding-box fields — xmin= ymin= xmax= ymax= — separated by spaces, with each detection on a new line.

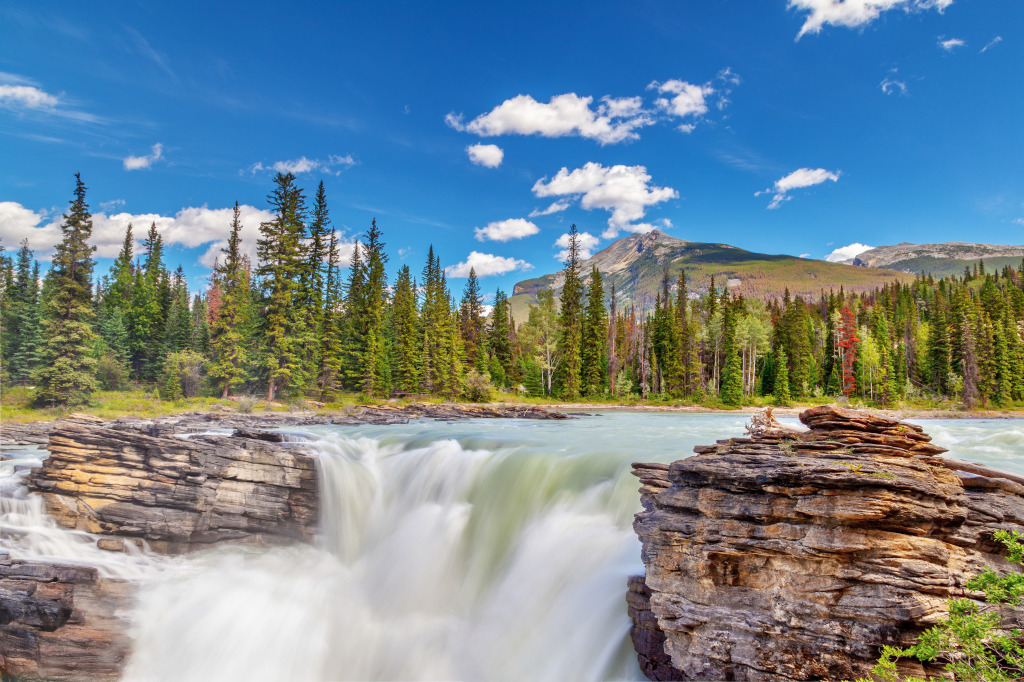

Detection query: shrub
xmin=236 ymin=395 xmax=258 ymax=413
xmin=870 ymin=529 xmax=1024 ymax=681
xmin=159 ymin=350 xmax=207 ymax=400
xmin=95 ymin=355 xmax=129 ymax=391
xmin=463 ymin=369 xmax=495 ymax=403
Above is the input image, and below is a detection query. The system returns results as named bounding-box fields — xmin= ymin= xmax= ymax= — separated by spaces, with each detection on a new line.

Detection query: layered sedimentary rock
xmin=631 ymin=405 xmax=1024 ymax=681
xmin=0 ymin=558 xmax=131 ymax=681
xmin=27 ymin=415 xmax=319 ymax=554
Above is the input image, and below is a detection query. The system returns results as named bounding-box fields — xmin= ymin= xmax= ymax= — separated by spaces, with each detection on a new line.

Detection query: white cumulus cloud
xmin=123 ymin=143 xmax=164 ymax=171
xmin=532 ymin=162 xmax=678 ymax=239
xmin=474 ymin=218 xmax=539 ymax=242
xmin=825 ymin=243 xmax=874 ymax=262
xmin=939 ymin=37 xmax=965 ymax=51
xmin=554 ymin=231 xmax=601 ymax=261
xmin=0 ymin=200 xmax=355 ymax=270
xmin=445 ymin=251 xmax=532 ymax=278
xmin=446 ymin=93 xmax=654 ymax=145
xmin=789 ymin=0 xmax=953 ymax=39
xmin=249 ymin=154 xmax=356 ymax=176
xmin=466 ymin=143 xmax=504 ymax=168
xmin=0 ymin=83 xmax=58 ymax=110
xmin=757 ymin=167 xmax=840 ymax=209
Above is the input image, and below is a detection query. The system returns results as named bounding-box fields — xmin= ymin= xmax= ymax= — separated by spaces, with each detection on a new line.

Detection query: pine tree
xmin=34 ymin=174 xmax=98 ymax=405
xmin=488 ymin=290 xmax=514 ymax=388
xmin=256 ymin=172 xmax=308 ymax=399
xmin=340 ymin=242 xmax=367 ymax=390
xmin=928 ymin=292 xmax=952 ymax=395
xmin=773 ymin=344 xmax=791 ymax=405
xmin=318 ymin=227 xmax=344 ymax=398
xmin=581 ymin=266 xmax=608 ymax=396
xmin=360 ymin=219 xmax=389 ymax=396
xmin=458 ymin=268 xmax=486 ymax=371
xmin=107 ymin=223 xmax=134 ymax=312
xmin=391 ymin=265 xmax=420 ymax=392
xmin=209 ymin=203 xmax=253 ymax=398
xmin=557 ymin=225 xmax=584 ymax=400
xmin=960 ymin=306 xmax=979 ymax=409
xmin=720 ymin=297 xmax=743 ymax=406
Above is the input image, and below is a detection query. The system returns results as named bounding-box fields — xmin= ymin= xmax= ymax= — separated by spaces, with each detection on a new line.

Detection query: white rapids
xmin=3 ymin=413 xmax=1024 ymax=681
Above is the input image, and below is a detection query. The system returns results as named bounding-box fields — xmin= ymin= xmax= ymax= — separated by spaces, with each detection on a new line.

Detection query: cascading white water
xmin=4 ymin=413 xmax=1024 ymax=681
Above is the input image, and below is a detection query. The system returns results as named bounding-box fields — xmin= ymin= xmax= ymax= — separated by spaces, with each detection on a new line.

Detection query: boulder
xmin=631 ymin=406 xmax=1024 ymax=681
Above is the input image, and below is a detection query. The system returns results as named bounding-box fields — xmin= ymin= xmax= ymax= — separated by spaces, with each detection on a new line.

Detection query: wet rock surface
xmin=631 ymin=405 xmax=1024 ymax=681
xmin=0 ymin=557 xmax=131 ymax=681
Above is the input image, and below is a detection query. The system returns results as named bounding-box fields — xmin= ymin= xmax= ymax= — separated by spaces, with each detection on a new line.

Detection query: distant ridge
xmin=846 ymin=242 xmax=1024 ymax=278
xmin=509 ymin=230 xmax=911 ymax=321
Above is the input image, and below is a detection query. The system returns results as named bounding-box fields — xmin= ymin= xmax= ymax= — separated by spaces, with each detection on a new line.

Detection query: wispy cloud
xmin=938 ymin=36 xmax=966 ymax=51
xmin=757 ymin=167 xmax=840 ymax=209
xmin=123 ymin=143 xmax=164 ymax=171
xmin=981 ymin=36 xmax=1003 ymax=53
xmin=0 ymin=72 xmax=103 ymax=124
xmin=789 ymin=0 xmax=953 ymax=40
xmin=124 ymin=25 xmax=179 ymax=84
xmin=880 ymin=74 xmax=908 ymax=96
xmin=248 ymin=154 xmax=356 ymax=176
xmin=529 ymin=199 xmax=572 ymax=217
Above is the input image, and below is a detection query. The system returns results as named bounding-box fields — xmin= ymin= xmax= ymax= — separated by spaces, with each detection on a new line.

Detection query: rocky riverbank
xmin=0 ymin=403 xmax=569 ymax=680
xmin=630 ymin=405 xmax=1024 ymax=681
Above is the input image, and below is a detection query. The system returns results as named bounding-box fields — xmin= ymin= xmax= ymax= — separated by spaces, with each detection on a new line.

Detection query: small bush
xmin=159 ymin=350 xmax=207 ymax=400
xmin=236 ymin=395 xmax=258 ymax=413
xmin=95 ymin=355 xmax=129 ymax=391
xmin=463 ymin=370 xmax=495 ymax=403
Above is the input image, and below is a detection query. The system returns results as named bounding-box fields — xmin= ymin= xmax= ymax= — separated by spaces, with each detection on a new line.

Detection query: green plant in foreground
xmin=870 ymin=530 xmax=1024 ymax=681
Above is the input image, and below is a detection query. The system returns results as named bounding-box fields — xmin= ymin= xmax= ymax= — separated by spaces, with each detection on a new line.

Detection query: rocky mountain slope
xmin=847 ymin=242 xmax=1024 ymax=278
xmin=510 ymin=231 xmax=912 ymax=321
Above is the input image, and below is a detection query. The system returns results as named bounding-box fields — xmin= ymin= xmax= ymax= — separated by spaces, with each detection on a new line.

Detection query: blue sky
xmin=1 ymin=0 xmax=1022 ymax=296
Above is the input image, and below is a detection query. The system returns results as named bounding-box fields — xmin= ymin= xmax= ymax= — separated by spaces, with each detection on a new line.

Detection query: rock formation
xmin=631 ymin=405 xmax=1024 ymax=681
xmin=27 ymin=414 xmax=319 ymax=554
xmin=0 ymin=558 xmax=131 ymax=681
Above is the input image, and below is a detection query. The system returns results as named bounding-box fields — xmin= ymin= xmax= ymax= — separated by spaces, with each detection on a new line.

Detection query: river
xmin=3 ymin=413 xmax=1024 ymax=681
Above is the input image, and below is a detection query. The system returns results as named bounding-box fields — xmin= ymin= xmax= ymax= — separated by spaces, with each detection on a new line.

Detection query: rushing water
xmin=3 ymin=413 xmax=1024 ymax=681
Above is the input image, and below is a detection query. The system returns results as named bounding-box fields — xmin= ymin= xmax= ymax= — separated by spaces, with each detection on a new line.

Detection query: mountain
xmin=509 ymin=231 xmax=912 ymax=321
xmin=846 ymin=242 xmax=1024 ymax=278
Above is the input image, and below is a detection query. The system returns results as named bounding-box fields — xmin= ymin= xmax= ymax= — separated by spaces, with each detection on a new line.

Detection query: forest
xmin=3 ymin=173 xmax=1024 ymax=411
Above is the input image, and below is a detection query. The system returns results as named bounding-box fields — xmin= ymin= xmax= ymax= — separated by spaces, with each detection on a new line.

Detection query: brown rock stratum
xmin=631 ymin=405 xmax=1024 ymax=681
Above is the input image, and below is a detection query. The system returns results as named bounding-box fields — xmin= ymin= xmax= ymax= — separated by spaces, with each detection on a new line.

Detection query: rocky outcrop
xmin=631 ymin=405 xmax=1024 ymax=681
xmin=27 ymin=415 xmax=319 ymax=554
xmin=0 ymin=557 xmax=131 ymax=681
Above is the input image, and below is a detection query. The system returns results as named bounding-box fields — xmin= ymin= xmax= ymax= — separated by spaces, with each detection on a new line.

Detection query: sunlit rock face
xmin=631 ymin=406 xmax=1024 ymax=681
xmin=27 ymin=414 xmax=319 ymax=554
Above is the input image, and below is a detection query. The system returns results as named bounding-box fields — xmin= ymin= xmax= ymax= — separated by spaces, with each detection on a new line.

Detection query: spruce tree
xmin=360 ymin=219 xmax=389 ymax=396
xmin=581 ymin=266 xmax=608 ymax=396
xmin=107 ymin=223 xmax=134 ymax=312
xmin=34 ymin=174 xmax=98 ymax=405
xmin=391 ymin=265 xmax=420 ymax=392
xmin=458 ymin=268 xmax=486 ymax=371
xmin=488 ymin=290 xmax=514 ymax=388
xmin=256 ymin=172 xmax=308 ymax=399
xmin=557 ymin=225 xmax=584 ymax=400
xmin=720 ymin=297 xmax=743 ymax=406
xmin=773 ymin=344 xmax=791 ymax=406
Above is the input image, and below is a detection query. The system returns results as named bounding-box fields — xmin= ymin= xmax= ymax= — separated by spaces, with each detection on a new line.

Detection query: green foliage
xmin=34 ymin=174 xmax=98 ymax=406
xmin=159 ymin=350 xmax=207 ymax=400
xmin=557 ymin=225 xmax=584 ymax=400
xmin=463 ymin=369 xmax=495 ymax=402
xmin=871 ymin=530 xmax=1024 ymax=682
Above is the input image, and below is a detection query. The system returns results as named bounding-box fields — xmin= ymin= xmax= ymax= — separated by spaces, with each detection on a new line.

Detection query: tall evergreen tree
xmin=581 ymin=266 xmax=608 ymax=396
xmin=209 ymin=203 xmax=253 ymax=397
xmin=390 ymin=265 xmax=420 ymax=392
xmin=34 ymin=174 xmax=98 ymax=405
xmin=488 ymin=290 xmax=515 ymax=388
xmin=256 ymin=172 xmax=308 ymax=399
xmin=458 ymin=268 xmax=486 ymax=372
xmin=557 ymin=225 xmax=584 ymax=400
xmin=720 ymin=297 xmax=743 ymax=406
